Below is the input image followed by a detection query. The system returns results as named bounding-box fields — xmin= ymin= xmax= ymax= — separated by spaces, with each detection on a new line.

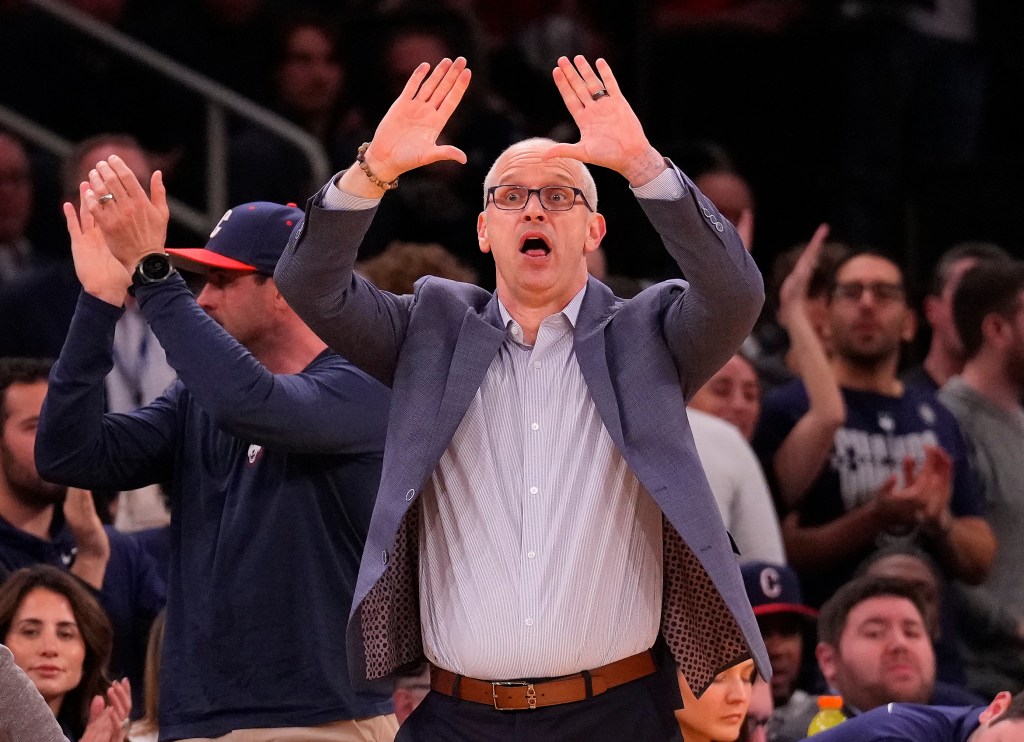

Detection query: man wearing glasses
xmin=276 ymin=55 xmax=769 ymax=740
xmin=753 ymin=251 xmax=995 ymax=611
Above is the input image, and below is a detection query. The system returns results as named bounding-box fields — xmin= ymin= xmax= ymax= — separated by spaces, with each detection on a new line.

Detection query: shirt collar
xmin=497 ymin=283 xmax=588 ymax=331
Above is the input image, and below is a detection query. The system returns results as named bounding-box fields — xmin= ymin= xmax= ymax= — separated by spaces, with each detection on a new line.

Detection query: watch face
xmin=140 ymin=253 xmax=172 ymax=281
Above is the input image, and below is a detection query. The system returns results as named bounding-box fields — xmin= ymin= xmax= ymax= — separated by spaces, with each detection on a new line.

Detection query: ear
xmin=981 ymin=312 xmax=1010 ymax=351
xmin=922 ymin=295 xmax=941 ymax=328
xmin=583 ymin=212 xmax=607 ymax=255
xmin=978 ymin=691 xmax=1014 ymax=725
xmin=815 ymin=642 xmax=838 ymax=686
xmin=477 ymin=211 xmax=490 ymax=254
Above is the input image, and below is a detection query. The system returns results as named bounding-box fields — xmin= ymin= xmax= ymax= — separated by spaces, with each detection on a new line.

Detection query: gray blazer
xmin=275 ymin=166 xmax=770 ymax=696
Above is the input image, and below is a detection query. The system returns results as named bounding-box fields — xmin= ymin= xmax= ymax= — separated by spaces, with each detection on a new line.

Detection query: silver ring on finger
xmin=98 ymin=192 xmax=115 ymax=205
xmin=591 ymin=88 xmax=610 ymax=101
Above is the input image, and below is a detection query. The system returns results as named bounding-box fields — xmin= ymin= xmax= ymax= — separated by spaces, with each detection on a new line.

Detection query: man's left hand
xmin=545 ymin=55 xmax=666 ymax=187
xmin=84 ymin=155 xmax=170 ymax=272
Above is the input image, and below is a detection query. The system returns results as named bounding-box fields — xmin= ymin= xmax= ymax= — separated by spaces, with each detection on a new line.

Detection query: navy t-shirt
xmin=753 ymin=381 xmax=984 ymax=608
xmin=808 ymin=702 xmax=984 ymax=741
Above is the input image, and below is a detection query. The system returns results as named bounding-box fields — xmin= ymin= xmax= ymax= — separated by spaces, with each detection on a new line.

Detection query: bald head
xmin=483 ymin=138 xmax=598 ymax=211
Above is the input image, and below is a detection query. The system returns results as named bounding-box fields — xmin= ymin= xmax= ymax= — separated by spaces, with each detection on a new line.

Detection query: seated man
xmin=807 ymin=689 xmax=1024 ymax=741
xmin=740 ymin=560 xmax=818 ymax=715
xmin=773 ymin=574 xmax=983 ymax=742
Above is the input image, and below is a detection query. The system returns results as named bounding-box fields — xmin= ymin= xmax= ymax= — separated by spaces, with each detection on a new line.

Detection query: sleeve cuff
xmin=630 ymin=163 xmax=686 ymax=201
xmin=324 ymin=177 xmax=383 ymax=211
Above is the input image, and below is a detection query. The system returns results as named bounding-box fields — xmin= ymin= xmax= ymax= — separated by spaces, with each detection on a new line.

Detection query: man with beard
xmin=753 ymin=252 xmax=995 ymax=609
xmin=939 ymin=260 xmax=1024 ymax=698
xmin=902 ymin=242 xmax=1011 ymax=393
xmin=0 ymin=357 xmax=165 ymax=706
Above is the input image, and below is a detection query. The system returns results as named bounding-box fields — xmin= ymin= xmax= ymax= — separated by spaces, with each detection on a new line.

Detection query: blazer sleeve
xmin=638 ymin=164 xmax=764 ymax=398
xmin=275 ymin=181 xmax=415 ymax=387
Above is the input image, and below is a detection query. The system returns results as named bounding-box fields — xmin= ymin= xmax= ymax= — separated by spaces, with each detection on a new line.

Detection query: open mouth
xmin=520 ymin=237 xmax=551 ymax=257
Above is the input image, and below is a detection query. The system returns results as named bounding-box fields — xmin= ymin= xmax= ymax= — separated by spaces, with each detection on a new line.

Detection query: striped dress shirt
xmin=419 ymin=288 xmax=664 ymax=679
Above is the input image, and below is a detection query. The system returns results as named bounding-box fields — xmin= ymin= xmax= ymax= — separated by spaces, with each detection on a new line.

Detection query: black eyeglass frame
xmin=486 ymin=185 xmax=594 ymax=212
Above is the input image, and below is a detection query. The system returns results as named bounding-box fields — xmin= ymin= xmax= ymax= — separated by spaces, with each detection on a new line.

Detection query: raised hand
xmin=83 ymin=155 xmax=170 ymax=272
xmin=65 ymin=487 xmax=110 ymax=590
xmin=906 ymin=446 xmax=954 ymax=536
xmin=81 ymin=679 xmax=132 ymax=742
xmin=545 ymin=56 xmax=665 ymax=187
xmin=777 ymin=223 xmax=829 ymax=332
xmin=352 ymin=57 xmax=471 ymax=191
xmin=63 ymin=186 xmax=132 ymax=307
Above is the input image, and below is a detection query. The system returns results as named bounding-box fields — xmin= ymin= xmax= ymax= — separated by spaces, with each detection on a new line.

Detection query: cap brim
xmin=753 ymin=603 xmax=819 ymax=620
xmin=166 ymin=248 xmax=257 ymax=273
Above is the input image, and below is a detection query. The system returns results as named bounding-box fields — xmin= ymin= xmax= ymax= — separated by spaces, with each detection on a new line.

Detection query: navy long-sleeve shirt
xmin=36 ymin=277 xmax=393 ymax=740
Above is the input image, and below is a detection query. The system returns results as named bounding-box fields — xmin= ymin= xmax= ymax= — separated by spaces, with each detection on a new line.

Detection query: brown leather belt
xmin=430 ymin=650 xmax=657 ymax=711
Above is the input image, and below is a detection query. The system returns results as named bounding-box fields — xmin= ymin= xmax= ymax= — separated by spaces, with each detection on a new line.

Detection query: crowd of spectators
xmin=2 ymin=1 xmax=1024 ymax=741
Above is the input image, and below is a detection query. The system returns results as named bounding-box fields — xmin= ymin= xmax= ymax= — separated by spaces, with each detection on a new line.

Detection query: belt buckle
xmin=491 ymin=680 xmax=537 ymax=711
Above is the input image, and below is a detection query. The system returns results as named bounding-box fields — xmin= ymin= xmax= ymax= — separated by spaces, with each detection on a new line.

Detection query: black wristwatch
xmin=131 ymin=253 xmax=176 ymax=290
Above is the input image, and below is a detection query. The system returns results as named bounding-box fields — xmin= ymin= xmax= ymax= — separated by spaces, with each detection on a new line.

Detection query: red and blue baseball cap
xmin=741 ymin=561 xmax=818 ymax=621
xmin=166 ymin=202 xmax=303 ymax=276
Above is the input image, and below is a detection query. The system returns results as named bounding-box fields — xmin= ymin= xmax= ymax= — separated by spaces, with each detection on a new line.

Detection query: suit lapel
xmin=436 ymin=299 xmax=507 ymax=440
xmin=573 ymin=278 xmax=625 ymax=450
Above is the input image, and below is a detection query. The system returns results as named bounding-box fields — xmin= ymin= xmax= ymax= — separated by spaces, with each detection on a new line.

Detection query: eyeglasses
xmin=832 ymin=281 xmax=905 ymax=303
xmin=487 ymin=185 xmax=594 ymax=212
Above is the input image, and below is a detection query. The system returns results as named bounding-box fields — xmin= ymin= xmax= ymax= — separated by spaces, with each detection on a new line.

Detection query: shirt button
xmin=529 ymin=486 xmax=538 ymax=495
xmin=527 ymin=551 xmax=536 ymax=559
xmin=525 ymin=618 xmax=534 ymax=627
xmin=530 ymin=422 xmax=539 ymax=431
xmin=405 ymin=489 xmax=415 ymax=502
xmin=533 ymin=361 xmax=541 ymax=369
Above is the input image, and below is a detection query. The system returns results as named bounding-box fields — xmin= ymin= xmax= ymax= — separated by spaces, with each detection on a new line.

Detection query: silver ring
xmin=591 ymin=88 xmax=610 ymax=101
xmin=97 ymin=193 xmax=115 ymax=205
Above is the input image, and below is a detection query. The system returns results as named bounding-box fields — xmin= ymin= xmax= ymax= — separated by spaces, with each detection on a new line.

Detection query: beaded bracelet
xmin=356 ymin=142 xmax=399 ymax=191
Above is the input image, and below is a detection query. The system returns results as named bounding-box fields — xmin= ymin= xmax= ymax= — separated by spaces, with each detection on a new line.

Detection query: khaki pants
xmin=177 ymin=714 xmax=399 ymax=742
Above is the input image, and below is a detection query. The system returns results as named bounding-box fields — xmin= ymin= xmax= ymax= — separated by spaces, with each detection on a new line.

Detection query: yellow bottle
xmin=807 ymin=695 xmax=847 ymax=736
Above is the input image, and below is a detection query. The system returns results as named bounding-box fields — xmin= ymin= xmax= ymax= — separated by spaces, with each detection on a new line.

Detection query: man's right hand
xmin=63 ymin=187 xmax=132 ymax=307
xmin=336 ymin=57 xmax=472 ymax=197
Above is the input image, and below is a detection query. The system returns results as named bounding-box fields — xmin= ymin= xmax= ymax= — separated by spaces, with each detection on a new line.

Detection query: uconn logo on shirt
xmin=247 ymin=444 xmax=264 ymax=465
xmin=829 ymin=427 xmax=939 ymax=511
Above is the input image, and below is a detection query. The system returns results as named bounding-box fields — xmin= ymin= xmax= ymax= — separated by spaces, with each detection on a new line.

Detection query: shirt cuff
xmin=324 ymin=176 xmax=381 ymax=211
xmin=630 ymin=164 xmax=686 ymax=201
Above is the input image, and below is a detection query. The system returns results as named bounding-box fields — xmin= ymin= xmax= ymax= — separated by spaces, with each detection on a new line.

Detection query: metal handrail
xmin=4 ymin=0 xmax=331 ymax=235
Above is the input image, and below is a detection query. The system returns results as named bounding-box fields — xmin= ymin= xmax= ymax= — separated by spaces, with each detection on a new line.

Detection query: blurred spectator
xmin=230 ymin=13 xmax=365 ymax=205
xmin=0 ymin=358 xmax=166 ymax=717
xmin=939 ymin=260 xmax=1024 ymax=697
xmin=0 ymin=134 xmax=177 ymax=531
xmin=0 ymin=132 xmax=36 ymax=287
xmin=758 ymin=227 xmax=846 ymax=513
xmin=740 ymin=676 xmax=773 ymax=742
xmin=902 ymin=242 xmax=1012 ymax=392
xmin=740 ymin=561 xmax=819 ymax=713
xmin=392 ymin=662 xmax=430 ymax=726
xmin=773 ymin=574 xmax=985 ymax=742
xmin=688 ymin=408 xmax=786 ymax=564
xmin=0 ymin=641 xmax=67 ymax=742
xmin=356 ymin=239 xmax=478 ymax=293
xmin=695 ymin=166 xmax=755 ymax=250
xmin=745 ymin=233 xmax=852 ymax=391
xmin=858 ymin=545 xmax=967 ymax=687
xmin=0 ymin=565 xmax=131 ymax=741
xmin=676 ymin=657 xmax=757 ymax=742
xmin=690 ymin=353 xmax=761 ymax=441
xmin=127 ymin=609 xmax=164 ymax=742
xmin=349 ymin=3 xmax=524 ymax=287
xmin=794 ymin=687 xmax=1024 ymax=742
xmin=754 ymin=251 xmax=995 ymax=609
